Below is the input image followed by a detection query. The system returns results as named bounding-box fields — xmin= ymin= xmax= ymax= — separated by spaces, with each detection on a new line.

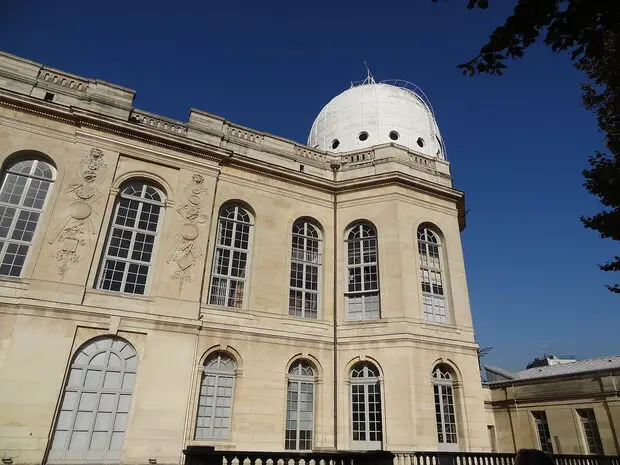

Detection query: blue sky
xmin=3 ymin=1 xmax=618 ymax=371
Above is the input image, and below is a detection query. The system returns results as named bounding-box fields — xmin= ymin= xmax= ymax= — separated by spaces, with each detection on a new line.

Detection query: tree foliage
xmin=436 ymin=0 xmax=620 ymax=292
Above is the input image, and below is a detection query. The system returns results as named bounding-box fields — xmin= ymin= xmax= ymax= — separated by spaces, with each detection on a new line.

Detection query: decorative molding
xmin=295 ymin=146 xmax=326 ymax=164
xmin=50 ymin=148 xmax=107 ymax=277
xmin=226 ymin=125 xmax=264 ymax=144
xmin=410 ymin=153 xmax=436 ymax=170
xmin=130 ymin=110 xmax=188 ymax=136
xmin=168 ymin=174 xmax=209 ymax=290
xmin=341 ymin=151 xmax=375 ymax=165
xmin=37 ymin=69 xmax=88 ymax=93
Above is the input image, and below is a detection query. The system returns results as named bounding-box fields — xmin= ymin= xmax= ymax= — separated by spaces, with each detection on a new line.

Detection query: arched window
xmin=195 ymin=352 xmax=236 ymax=439
xmin=0 ymin=157 xmax=55 ymax=277
xmin=48 ymin=337 xmax=138 ymax=463
xmin=350 ymin=361 xmax=382 ymax=449
xmin=97 ymin=181 xmax=165 ymax=294
xmin=432 ymin=364 xmax=458 ymax=450
xmin=285 ymin=360 xmax=316 ymax=450
xmin=418 ymin=225 xmax=447 ymax=323
xmin=289 ymin=219 xmax=322 ymax=319
xmin=345 ymin=223 xmax=380 ymax=320
xmin=208 ymin=203 xmax=253 ymax=308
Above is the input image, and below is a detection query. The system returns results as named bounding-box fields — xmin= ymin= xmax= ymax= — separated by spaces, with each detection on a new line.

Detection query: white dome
xmin=308 ymin=80 xmax=446 ymax=159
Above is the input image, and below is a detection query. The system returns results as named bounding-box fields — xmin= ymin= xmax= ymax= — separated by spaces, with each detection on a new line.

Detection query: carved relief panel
xmin=168 ymin=173 xmax=209 ymax=291
xmin=50 ymin=148 xmax=108 ymax=277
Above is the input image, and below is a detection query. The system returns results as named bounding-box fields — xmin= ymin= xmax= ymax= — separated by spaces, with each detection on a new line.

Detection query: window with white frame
xmin=48 ymin=336 xmax=138 ymax=463
xmin=0 ymin=157 xmax=55 ymax=277
xmin=285 ymin=360 xmax=315 ymax=450
xmin=532 ymin=410 xmax=553 ymax=454
xmin=577 ymin=409 xmax=604 ymax=455
xmin=350 ymin=361 xmax=382 ymax=450
xmin=289 ymin=219 xmax=321 ymax=318
xmin=433 ymin=364 xmax=458 ymax=450
xmin=345 ymin=223 xmax=380 ymax=320
xmin=195 ymin=352 xmax=236 ymax=439
xmin=97 ymin=181 xmax=165 ymax=295
xmin=208 ymin=204 xmax=253 ymax=308
xmin=418 ymin=225 xmax=448 ymax=323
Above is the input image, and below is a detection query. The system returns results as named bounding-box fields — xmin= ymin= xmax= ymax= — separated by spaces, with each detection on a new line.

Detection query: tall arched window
xmin=432 ymin=364 xmax=458 ymax=450
xmin=418 ymin=225 xmax=447 ymax=323
xmin=97 ymin=181 xmax=165 ymax=294
xmin=350 ymin=361 xmax=382 ymax=450
xmin=345 ymin=223 xmax=380 ymax=320
xmin=285 ymin=360 xmax=316 ymax=450
xmin=289 ymin=219 xmax=322 ymax=319
xmin=195 ymin=352 xmax=236 ymax=439
xmin=208 ymin=203 xmax=253 ymax=308
xmin=0 ymin=156 xmax=55 ymax=277
xmin=48 ymin=337 xmax=138 ymax=463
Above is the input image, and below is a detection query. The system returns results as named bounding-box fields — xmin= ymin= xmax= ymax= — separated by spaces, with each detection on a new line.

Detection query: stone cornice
xmin=0 ymin=87 xmax=467 ymax=230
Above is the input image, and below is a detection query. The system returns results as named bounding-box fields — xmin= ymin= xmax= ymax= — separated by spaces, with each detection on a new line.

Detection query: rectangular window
xmin=345 ymin=225 xmax=380 ymax=321
xmin=285 ymin=380 xmax=314 ymax=450
xmin=208 ymin=205 xmax=252 ymax=308
xmin=532 ymin=411 xmax=553 ymax=454
xmin=578 ymin=409 xmax=604 ymax=454
xmin=488 ymin=425 xmax=497 ymax=452
xmin=434 ymin=383 xmax=457 ymax=444
xmin=195 ymin=373 xmax=234 ymax=439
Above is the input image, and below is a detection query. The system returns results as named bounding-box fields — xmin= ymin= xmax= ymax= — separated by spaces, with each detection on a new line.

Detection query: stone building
xmin=0 ymin=52 xmax=490 ymax=465
xmin=483 ymin=356 xmax=620 ymax=455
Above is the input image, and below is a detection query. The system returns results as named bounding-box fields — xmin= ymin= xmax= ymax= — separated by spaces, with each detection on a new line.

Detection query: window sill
xmin=200 ymin=304 xmax=253 ymax=319
xmin=340 ymin=318 xmax=388 ymax=326
xmin=0 ymin=275 xmax=31 ymax=289
xmin=86 ymin=288 xmax=156 ymax=302
xmin=421 ymin=320 xmax=460 ymax=332
xmin=282 ymin=314 xmax=332 ymax=328
xmin=188 ymin=439 xmax=236 ymax=449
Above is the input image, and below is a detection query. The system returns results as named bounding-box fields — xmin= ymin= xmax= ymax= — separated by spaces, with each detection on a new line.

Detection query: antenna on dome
xmin=363 ymin=61 xmax=376 ymax=84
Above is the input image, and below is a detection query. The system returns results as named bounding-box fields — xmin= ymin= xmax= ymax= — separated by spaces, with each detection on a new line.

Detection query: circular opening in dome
xmin=389 ymin=131 xmax=399 ymax=141
xmin=358 ymin=131 xmax=369 ymax=142
xmin=331 ymin=139 xmax=340 ymax=149
xmin=417 ymin=137 xmax=425 ymax=148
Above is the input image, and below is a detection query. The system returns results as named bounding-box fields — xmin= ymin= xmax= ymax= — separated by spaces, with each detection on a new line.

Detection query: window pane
xmin=578 ymin=409 xmax=604 ymax=454
xmin=346 ymin=224 xmax=380 ymax=320
xmin=418 ymin=226 xmax=448 ymax=324
xmin=0 ymin=159 xmax=55 ymax=277
xmin=532 ymin=411 xmax=553 ymax=454
xmin=195 ymin=354 xmax=235 ymax=440
xmin=208 ymin=205 xmax=252 ymax=308
xmin=49 ymin=337 xmax=136 ymax=461
xmin=97 ymin=182 xmax=163 ymax=295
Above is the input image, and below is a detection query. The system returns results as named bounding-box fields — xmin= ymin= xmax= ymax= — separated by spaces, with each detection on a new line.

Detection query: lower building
xmin=484 ymin=356 xmax=620 ymax=455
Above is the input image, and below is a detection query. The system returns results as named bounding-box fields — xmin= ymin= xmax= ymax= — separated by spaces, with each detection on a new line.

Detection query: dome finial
xmin=363 ymin=61 xmax=376 ymax=85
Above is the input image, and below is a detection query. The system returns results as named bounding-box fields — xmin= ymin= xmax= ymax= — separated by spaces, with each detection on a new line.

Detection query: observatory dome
xmin=308 ymin=80 xmax=446 ymax=159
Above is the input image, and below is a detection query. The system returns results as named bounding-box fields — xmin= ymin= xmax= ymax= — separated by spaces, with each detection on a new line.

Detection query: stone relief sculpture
xmin=168 ymin=173 xmax=209 ymax=290
xmin=50 ymin=148 xmax=107 ymax=277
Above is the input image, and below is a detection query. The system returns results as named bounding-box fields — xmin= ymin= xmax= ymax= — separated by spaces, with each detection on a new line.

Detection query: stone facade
xmin=0 ymin=52 xmax=490 ymax=465
xmin=485 ymin=369 xmax=620 ymax=455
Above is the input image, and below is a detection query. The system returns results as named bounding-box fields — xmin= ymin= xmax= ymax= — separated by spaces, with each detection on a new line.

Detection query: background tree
xmin=437 ymin=0 xmax=619 ymax=292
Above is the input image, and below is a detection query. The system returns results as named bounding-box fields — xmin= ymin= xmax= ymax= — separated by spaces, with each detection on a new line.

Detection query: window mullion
xmin=121 ymin=200 xmax=143 ymax=291
xmin=301 ymin=260 xmax=308 ymax=317
xmin=210 ymin=374 xmax=219 ymax=437
xmin=296 ymin=380 xmax=302 ymax=450
xmin=364 ymin=383 xmax=371 ymax=442
xmin=228 ymin=221 xmax=238 ymax=279
xmin=0 ymin=174 xmax=30 ymax=267
xmin=439 ymin=384 xmax=447 ymax=442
